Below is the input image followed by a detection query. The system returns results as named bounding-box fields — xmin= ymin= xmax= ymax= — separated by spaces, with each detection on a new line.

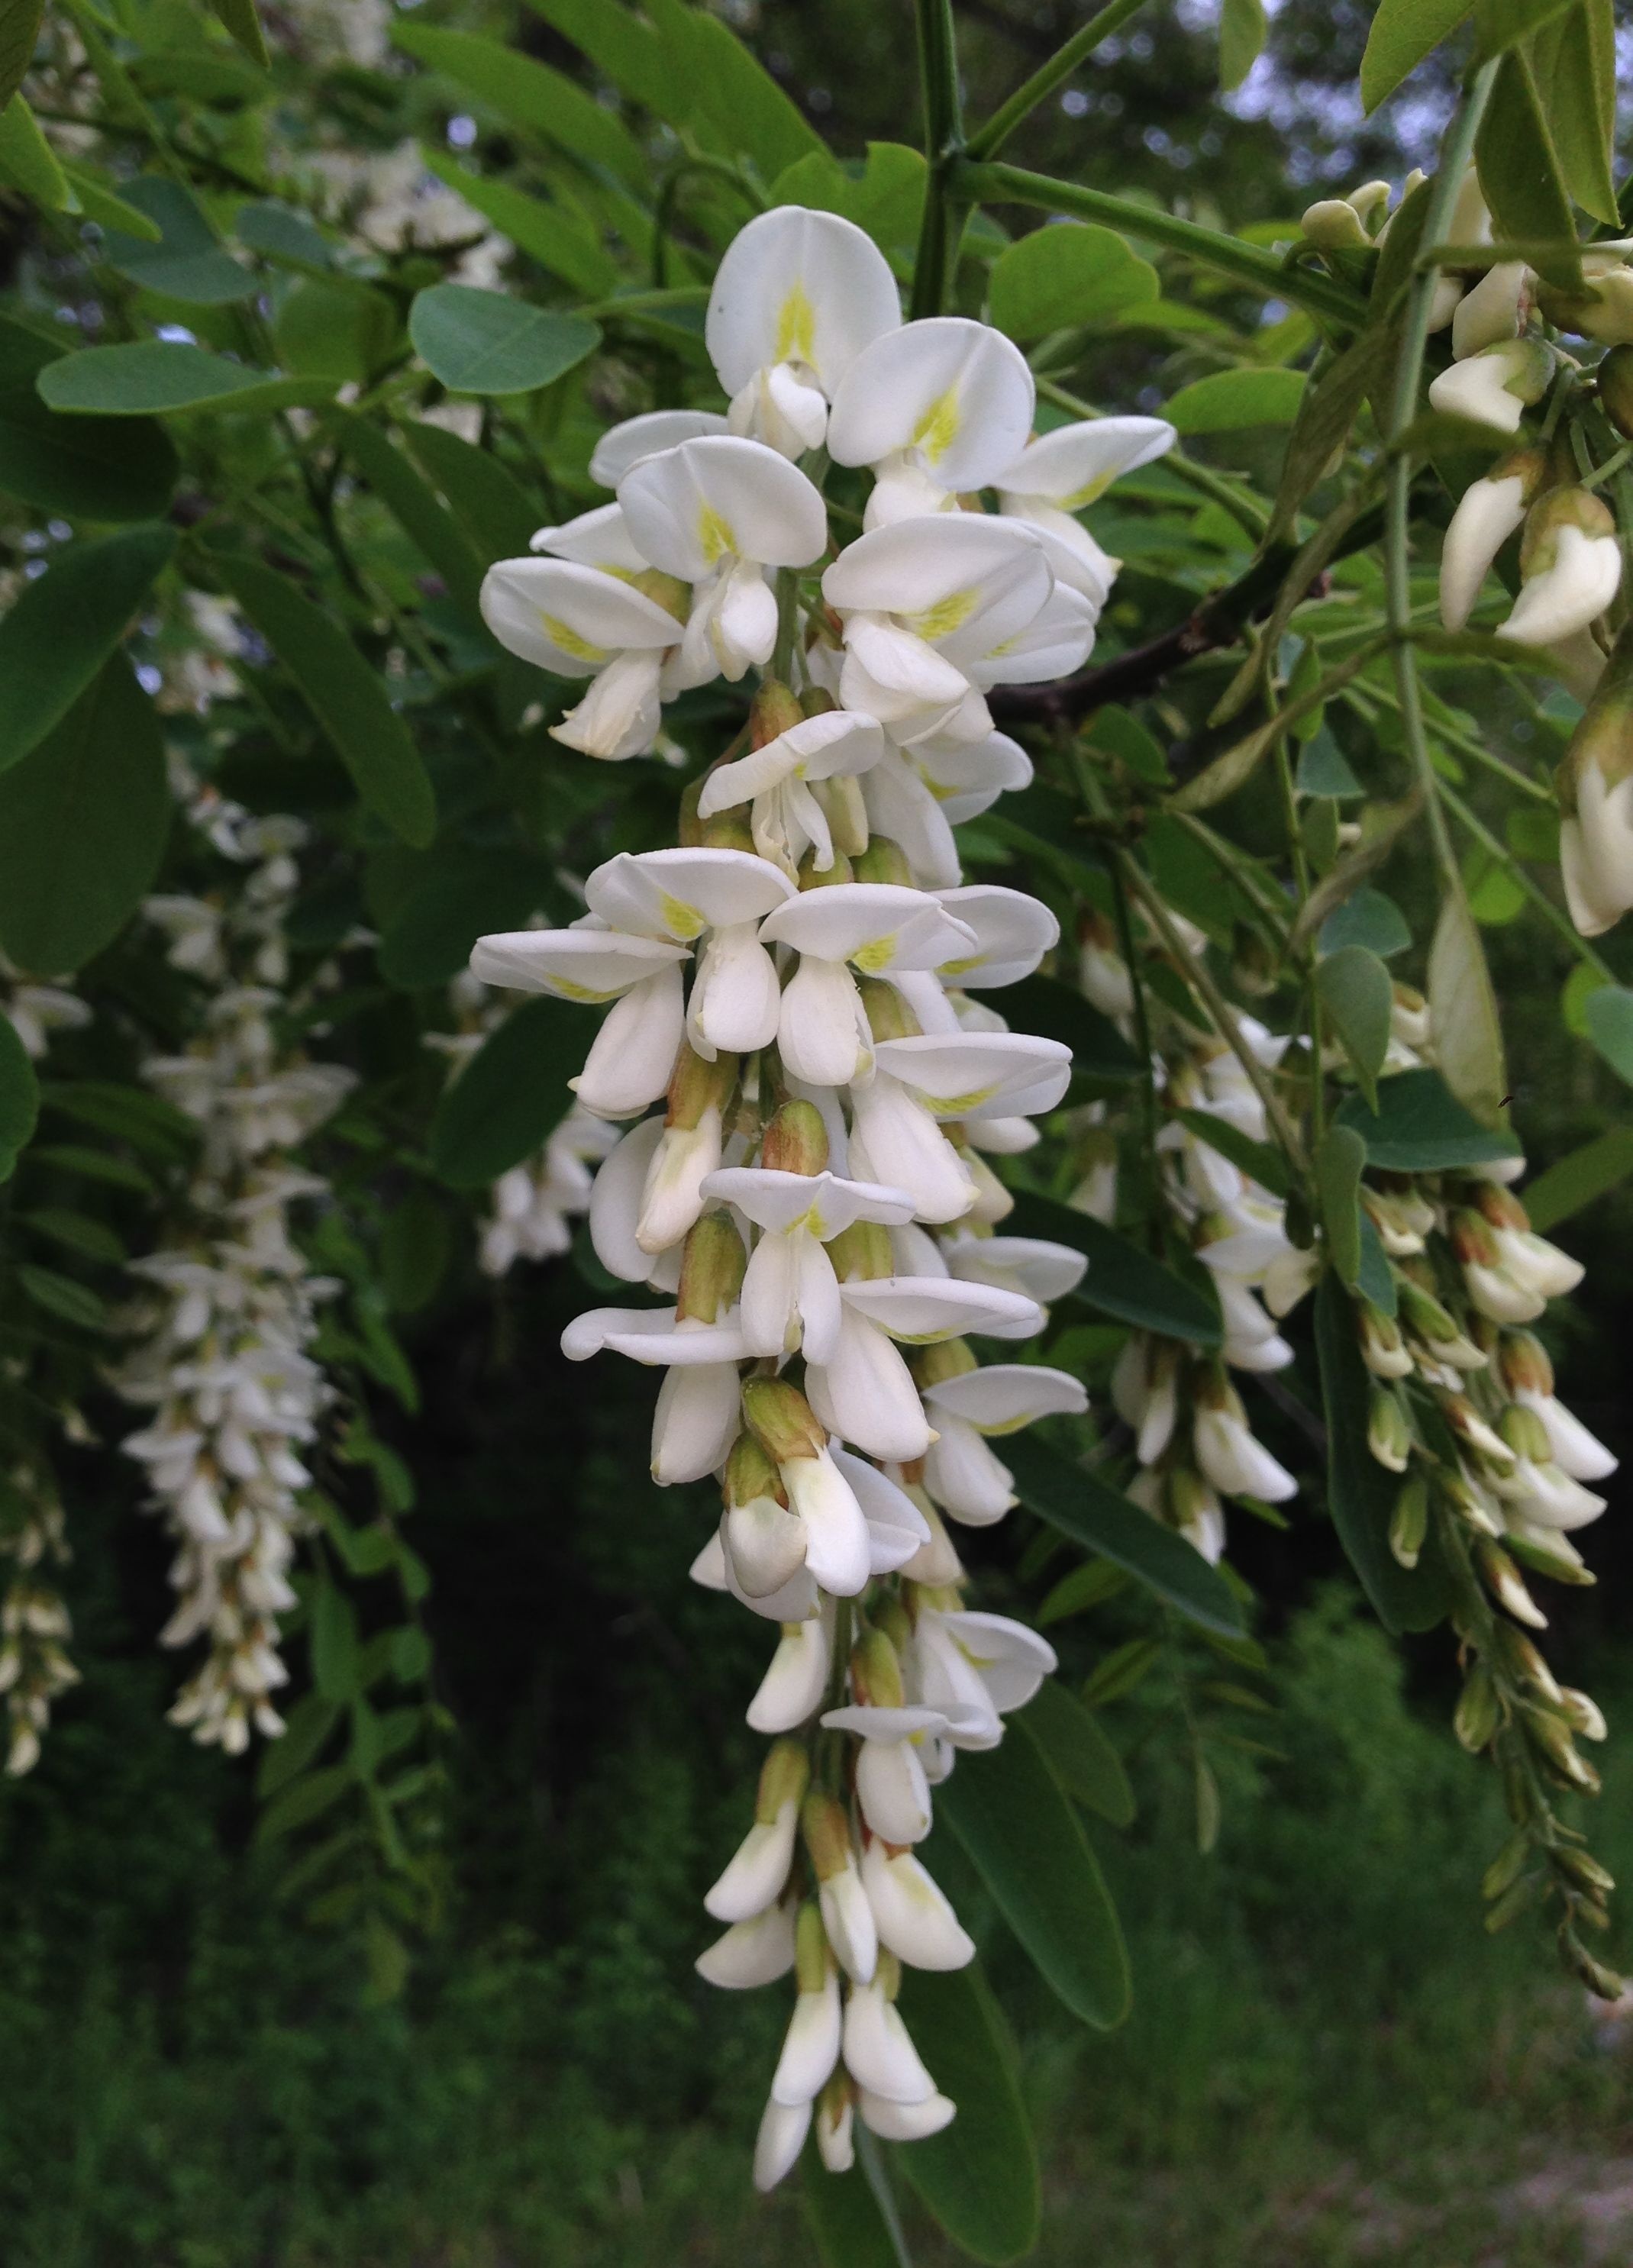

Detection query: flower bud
xmin=797 ymin=844 xmax=854 ymax=890
xmin=676 ymin=1211 xmax=747 ymax=1324
xmin=1535 ymin=254 xmax=1633 ymax=346
xmin=812 ymin=774 xmax=870 ymax=858
xmin=1599 ymin=344 xmax=1633 ymax=439
xmin=744 ymin=1377 xmax=829 ymax=1465
xmin=1557 ymin=627 xmax=1633 ymax=937
xmin=760 ymin=1099 xmax=831 ymax=1176
xmin=1496 ymin=1329 xmax=1554 ymax=1397
xmin=1474 ymin=1537 xmax=1547 ymax=1628
xmin=1554 ymin=1844 xmax=1615 ymax=1896
xmin=752 ymin=679 xmax=804 ymax=747
xmin=1454 ymin=1663 xmax=1499 ymax=1752
xmin=852 ymin=836 xmax=913 ymax=887
xmin=1389 ymin=1473 xmax=1429 ymax=1568
xmin=826 ymin=1219 xmax=895 ymax=1282
xmin=802 ymin=1792 xmax=853 ymax=1882
xmin=1500 ymin=487 xmax=1621 ymax=647
xmin=1560 ymin=1686 xmax=1609 ymax=1743
xmin=1496 ymin=1401 xmax=1552 ymax=1465
xmin=1493 ymin=1621 xmax=1564 ymax=1703
xmin=757 ymin=1738 xmax=812 ymax=1826
xmin=1302 ymin=198 xmax=1370 ymax=250
xmin=850 ymin=1625 xmax=907 ymax=1709
xmin=1523 ymin=1704 xmax=1599 ymax=1792
xmin=1438 ymin=447 xmax=1546 ymax=632
xmin=1360 ymin=1304 xmax=1414 ymax=1379
xmin=857 ymin=973 xmax=921 ymax=1041
xmin=1427 ymin=337 xmax=1553 ymax=435
xmin=794 ymin=1898 xmax=831 ymax=1993
xmin=667 ymin=1042 xmax=738 ymax=1133
xmin=1367 ymin=1385 xmax=1412 ymax=1473
xmin=913 ymin=1338 xmax=979 ymax=1389
xmin=1451 ymin=260 xmax=1530 ymax=361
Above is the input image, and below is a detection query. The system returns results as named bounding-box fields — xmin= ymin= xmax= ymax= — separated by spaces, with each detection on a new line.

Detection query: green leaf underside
xmin=430 ymin=995 xmax=587 ymax=1186
xmin=1334 ymin=1067 xmax=1521 ymax=1170
xmin=408 ymin=284 xmax=601 ymax=395
xmin=102 ymin=176 xmax=257 ymax=305
xmin=0 ymin=314 xmax=177 ymax=519
xmin=0 ymin=521 xmax=175 ymax=778
xmin=1023 ymin=1677 xmax=1136 ymax=1827
xmin=1522 ymin=1126 xmax=1633 ymax=1234
xmin=1008 ymin=1189 xmax=1222 ymax=1344
xmin=1360 ymin=0 xmax=1472 ymax=111
xmin=1005 ymin=1434 xmax=1245 ymax=1635
xmin=38 ymin=342 xmax=335 ymax=417
xmin=802 ymin=2150 xmax=899 ymax=2268
xmin=1314 ymin=1272 xmax=1453 ymax=1633
xmin=0 ymin=655 xmax=170 ymax=973
xmin=896 ymin=1963 xmax=1042 ymax=2264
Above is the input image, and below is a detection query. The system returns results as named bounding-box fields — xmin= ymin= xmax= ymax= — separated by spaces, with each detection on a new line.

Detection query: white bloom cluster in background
xmin=472 ymin=205 xmax=1175 ymax=2186
xmin=0 ymin=1460 xmax=79 ymax=1778
xmin=112 ymin=782 xmax=354 ymax=1755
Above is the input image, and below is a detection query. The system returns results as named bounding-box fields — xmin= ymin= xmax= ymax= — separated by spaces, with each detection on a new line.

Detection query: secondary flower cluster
xmin=0 ymin=1458 xmax=79 ymax=1778
xmin=472 ymin=205 xmax=1173 ymax=2186
xmin=113 ymin=786 xmax=353 ymax=1753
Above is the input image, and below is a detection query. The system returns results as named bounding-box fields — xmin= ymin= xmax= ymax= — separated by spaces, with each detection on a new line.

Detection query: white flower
xmin=995 ymin=417 xmax=1174 ymax=603
xmin=704 ymin=1166 xmax=917 ymax=1363
xmin=695 ymin=1901 xmax=797 ymax=1989
xmin=618 ymin=434 xmax=828 ymax=680
xmin=589 ymin=408 xmax=730 ymax=489
xmin=697 ymin=708 xmax=887 ymax=876
xmin=1192 ymin=1376 xmax=1298 ymax=1502
xmin=860 ymin=1837 xmax=976 ymax=1970
xmin=1438 ymin=453 xmax=1541 ymax=632
xmin=826 ymin=316 xmax=1036 ymax=524
xmin=706 ymin=205 xmax=901 ymax=459
xmin=1426 ymin=337 xmax=1551 ymax=434
xmin=479 ymin=556 xmax=686 ymax=759
xmin=841 ymin=1976 xmax=938 ymax=2102
xmin=908 ymin=1607 xmax=1056 ymax=1749
xmin=921 ymin=1363 xmax=1087 ymax=1524
xmin=757 ymin=882 xmax=978 ymax=1089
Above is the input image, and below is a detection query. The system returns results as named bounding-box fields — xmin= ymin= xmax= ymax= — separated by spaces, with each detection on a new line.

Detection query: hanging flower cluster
xmin=112 ymin=783 xmax=354 ymax=1754
xmin=472 ymin=205 xmax=1173 ymax=2186
xmin=0 ymin=1458 xmax=79 ymax=1778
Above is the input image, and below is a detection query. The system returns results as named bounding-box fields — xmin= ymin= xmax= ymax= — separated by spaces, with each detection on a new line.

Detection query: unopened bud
xmin=1301 ymin=198 xmax=1370 ymax=250
xmin=1496 ymin=1402 xmax=1551 ymax=1464
xmin=752 ymin=679 xmax=803 ymax=747
xmin=850 ymin=1626 xmax=905 ymax=1709
xmin=795 ymin=1899 xmax=831 ymax=1992
xmin=1599 ymin=343 xmax=1633 ymax=439
xmin=1454 ymin=1663 xmax=1499 ymax=1753
xmin=1447 ymin=1208 xmax=1501 ymax=1269
xmin=1505 ymin=486 xmax=1622 ymax=649
xmin=801 ymin=686 xmax=837 ymax=720
xmin=1427 ymin=337 xmax=1554 ymax=436
xmin=1360 ymin=1304 xmax=1413 ymax=1379
xmin=1482 ymin=1829 xmax=1531 ymax=1902
xmin=1524 ymin=1704 xmax=1600 ymax=1792
xmin=1535 ymin=255 xmax=1633 ymax=347
xmin=1390 ymin=1473 xmax=1429 ymax=1569
xmin=1554 ymin=1845 xmax=1615 ymax=1897
xmin=679 ymin=776 xmax=706 ymax=847
xmin=853 ymin=837 xmax=913 ymax=887
xmin=798 ymin=845 xmax=854 ymax=890
xmin=668 ymin=1043 xmax=738 ymax=1132
xmin=760 ymin=1099 xmax=830 ymax=1177
xmin=914 ymin=1338 xmax=978 ymax=1389
xmin=826 ymin=1219 xmax=894 ymax=1282
xmin=857 ymin=973 xmax=921 ymax=1040
xmin=1368 ymin=1386 xmax=1412 ymax=1473
xmin=802 ymin=1790 xmax=854 ymax=1882
xmin=1562 ymin=1932 xmax=1625 ymax=2001
xmin=757 ymin=1738 xmax=811 ymax=1824
xmin=702 ymin=806 xmax=757 ymax=854
xmin=812 ymin=774 xmax=870 ymax=858
xmin=1396 ymin=1276 xmax=1461 ymax=1345
xmin=1484 ymin=1870 xmax=1539 ymax=1933
xmin=725 ymin=1433 xmax=786 ymax=1510
xmin=1476 ymin=1537 xmax=1548 ymax=1628
xmin=1496 ymin=1329 xmax=1554 ymax=1396
xmin=676 ymin=1211 xmax=746 ymax=1323
xmin=874 ymin=1595 xmax=914 ymax=1655
xmin=1560 ymin=1686 xmax=1609 ymax=1742
xmin=1493 ymin=1623 xmax=1564 ymax=1704
xmin=743 ymin=1377 xmax=828 ymax=1465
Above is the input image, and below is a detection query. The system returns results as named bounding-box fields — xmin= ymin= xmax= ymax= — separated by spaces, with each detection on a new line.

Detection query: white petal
xmin=772 ymin=1973 xmax=844 ymax=2106
xmin=923 ymin=1363 xmax=1088 ymax=1430
xmin=618 ymin=434 xmax=828 ymax=578
xmin=651 ymin=1361 xmax=742 ymax=1485
xmin=705 ymin=1799 xmax=799 ymax=1921
xmin=699 ymin=711 xmax=887 ymax=818
xmin=934 ymin=886 xmax=1060 ymax=987
xmin=760 ymin=882 xmax=976 ymax=973
xmin=528 ymin=500 xmax=650 ymax=573
xmin=842 ymin=1981 xmax=937 ymax=2102
xmin=749 ymin=1613 xmax=831 ymax=1733
xmin=695 ymin=1900 xmax=797 ymax=1989
xmin=1499 ymin=528 xmax=1623 ymax=646
xmin=706 ymin=205 xmax=901 ymax=397
xmin=873 ymin=1031 xmax=1072 ymax=1121
xmin=819 ymin=1860 xmax=878 ymax=1984
xmin=589 ymin=408 xmax=730 ymax=489
xmin=753 ymin=2095 xmax=812 ymax=2192
xmin=778 ymin=956 xmax=868 ymax=1089
xmin=470 ymin=927 xmax=687 ymax=1003
xmin=944 ymin=1234 xmax=1087 ymax=1304
xmin=993 ymin=415 xmax=1175 ymax=504
xmin=857 ymin=2089 xmax=955 ymax=2141
xmin=586 ymin=845 xmax=795 ymax=940
xmin=824 ymin=515 xmax=1052 ymax=664
xmin=847 ymin=1074 xmax=978 ymax=1225
xmin=784 ymin=1450 xmax=874 ymax=1595
xmin=861 ymin=1839 xmax=975 ymax=1970
xmin=837 ymin=1275 xmax=1041 ymax=1343
xmin=572 ymin=964 xmax=686 ymax=1118
xmin=690 ymin=921 xmax=784 ymax=1057
xmin=479 ymin=556 xmax=679 ymax=673
xmin=1438 ymin=471 xmax=1528 ymax=631
xmin=589 ymin=1115 xmax=667 ymax=1284
xmin=826 ymin=317 xmax=1035 ymax=492
xmin=808 ymin=1308 xmax=933 ymax=1463
xmin=923 ymin=1414 xmax=1016 ymax=1524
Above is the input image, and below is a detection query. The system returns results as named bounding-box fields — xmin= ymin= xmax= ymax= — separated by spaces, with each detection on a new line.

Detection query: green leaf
xmin=235 ymin=199 xmax=335 ymax=271
xmin=430 ymin=995 xmax=586 ymax=1186
xmin=1361 ymin=0 xmax=1472 ymax=108
xmin=988 ymin=222 xmax=1159 ymax=342
xmin=1522 ymin=1127 xmax=1633 ymax=1233
xmin=213 ymin=554 xmax=437 ymax=849
xmin=1023 ymin=1677 xmax=1135 ymax=1828
xmin=256 ymin=1694 xmax=340 ymax=1799
xmin=1334 ymin=1066 xmax=1520 ymax=1169
xmin=205 ymin=0 xmax=269 ymax=67
xmin=1474 ymin=50 xmax=1580 ymax=288
xmin=29 ymin=1144 xmax=153 ymax=1192
xmin=1314 ymin=1121 xmax=1367 ymax=1289
xmin=1529 ymin=0 xmax=1617 ymax=224
xmin=1296 ymin=728 xmax=1364 ymax=800
xmin=40 ymin=1078 xmax=197 ymax=1160
xmin=1219 ymin=0 xmax=1267 ymax=89
xmin=328 ymin=411 xmax=489 ymax=625
xmin=1008 ymin=1190 xmax=1222 ymax=1344
xmin=1427 ymin=891 xmax=1508 ymax=1125
xmin=0 ymin=1011 xmax=39 ymax=1182
xmin=379 ymin=1190 xmax=451 ymax=1315
xmin=273 ymin=281 xmax=398 ymax=387
xmin=1315 ymin=943 xmax=1393 ymax=1108
xmin=37 ymin=341 xmax=334 ymax=418
xmin=256 ymin=1763 xmax=352 ymax=1844
xmin=101 ymin=176 xmax=257 ymax=305
xmin=391 ymin=22 xmax=648 ymax=189
xmin=0 ymin=93 xmax=69 ymax=210
xmin=0 ymin=521 xmax=175 ymax=779
xmin=1172 ymin=1105 xmax=1291 ymax=1199
xmin=1269 ymin=334 xmax=1385 ymax=541
xmin=378 ymin=849 xmax=555 ymax=989
xmin=1318 ymin=884 xmax=1411 ymax=960
xmin=408 ymin=286 xmax=601 ymax=398
xmin=310 ymin=1582 xmax=361 ymax=1703
xmin=0 ymin=315 xmax=177 ymax=521
xmin=998 ymin=973 xmax=1141 ymax=1081
xmin=0 ymin=1 xmax=44 ymax=115
xmin=896 ymin=1964 xmax=1041 ymax=2264
xmin=1005 ymin=1434 xmax=1245 ymax=1636
xmin=802 ymin=2150 xmax=900 ymax=2268
xmin=0 ymin=655 xmax=170 ymax=974
xmin=400 ymin=421 xmax=541 ymax=561
xmin=647 ymin=0 xmax=825 ymax=178
xmin=1473 ymin=0 xmax=1574 ymax=60
xmin=1314 ymin=1273 xmax=1452 ymax=1634
xmin=519 ymin=0 xmax=673 ymax=115
xmin=766 ymin=143 xmax=927 ymax=256
xmin=17 ymin=1261 xmax=106 ymax=1330
xmin=1165 ymin=367 xmax=1307 ymax=434
xmin=938 ymin=1718 xmax=1130 ymax=2031
xmin=419 ymin=147 xmax=617 ymax=298
xmin=1583 ymin=983 xmax=1633 ymax=1086
xmin=58 ymin=160 xmax=162 ymax=243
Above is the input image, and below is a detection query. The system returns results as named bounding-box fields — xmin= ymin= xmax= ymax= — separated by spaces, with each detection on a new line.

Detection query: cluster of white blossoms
xmin=431 ymin=972 xmax=618 ymax=1278
xmin=1077 ymin=912 xmax=1314 ymax=1565
xmin=0 ymin=1460 xmax=79 ymax=1778
xmin=473 ymin=205 xmax=1173 ymax=2186
xmin=112 ymin=784 xmax=354 ymax=1754
xmin=2 ymin=954 xmax=92 ymax=1063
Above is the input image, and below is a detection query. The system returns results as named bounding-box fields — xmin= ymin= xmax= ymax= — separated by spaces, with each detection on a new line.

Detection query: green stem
xmin=911 ymin=0 xmax=967 ymax=318
xmin=1345 ymin=682 xmax=1552 ymax=802
xmin=954 ymin=160 xmax=1369 ymax=327
xmin=1383 ymin=65 xmax=1498 ymax=892
xmin=1438 ymin=777 xmax=1616 ymax=980
xmin=967 ymin=0 xmax=1150 ymax=160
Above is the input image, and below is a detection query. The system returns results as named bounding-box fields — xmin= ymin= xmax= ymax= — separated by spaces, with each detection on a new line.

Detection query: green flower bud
xmin=794 ymin=1900 xmax=831 ymax=1992
xmin=675 ymin=1211 xmax=747 ymax=1324
xmin=858 ymin=973 xmax=921 ymax=1040
xmin=757 ymin=1738 xmax=811 ymax=1824
xmin=725 ymin=1432 xmax=786 ymax=1510
xmin=751 ymin=679 xmax=804 ymax=747
xmin=1454 ymin=1663 xmax=1499 ymax=1753
xmin=1389 ymin=1473 xmax=1429 ymax=1569
xmin=801 ymin=1790 xmax=854 ymax=1882
xmin=760 ymin=1099 xmax=830 ymax=1177
xmin=913 ymin=1338 xmax=979 ymax=1389
xmin=826 ymin=1219 xmax=895 ymax=1282
xmin=744 ymin=1377 xmax=828 ymax=1465
xmin=798 ymin=845 xmax=854 ymax=890
xmin=1599 ymin=343 xmax=1633 ymax=439
xmin=852 ymin=836 xmax=913 ymax=887
xmin=850 ymin=1625 xmax=905 ymax=1709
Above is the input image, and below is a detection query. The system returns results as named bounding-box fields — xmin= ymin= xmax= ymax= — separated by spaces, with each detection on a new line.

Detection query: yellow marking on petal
xmin=539 ymin=614 xmax=608 ymax=664
xmin=915 ymin=1083 xmax=1000 ymax=1114
xmin=548 ymin=977 xmax=624 ymax=1004
xmin=775 ymin=282 xmax=817 ymax=366
xmin=1062 ymin=473 xmax=1113 ymax=509
xmin=889 ymin=1327 xmax=960 ymax=1346
xmin=904 ymin=586 xmax=978 ymax=644
xmin=938 ymin=952 xmax=983 ymax=977
xmin=912 ymin=386 xmax=961 ymax=464
xmin=852 ymin=934 xmax=900 ymax=974
xmin=697 ymin=504 xmax=738 ymax=567
xmin=976 ymin=1413 xmax=1034 ymax=1437
xmin=657 ymin=891 xmax=705 ymax=941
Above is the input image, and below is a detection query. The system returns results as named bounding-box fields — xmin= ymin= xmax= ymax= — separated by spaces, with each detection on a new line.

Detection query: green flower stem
xmin=954 ymin=160 xmax=1370 ymax=327
xmin=966 ymin=0 xmax=1151 ymax=160
xmin=1382 ymin=64 xmax=1497 ymax=892
xmin=911 ymin=0 xmax=967 ymax=320
xmin=1438 ymin=777 xmax=1617 ymax=982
